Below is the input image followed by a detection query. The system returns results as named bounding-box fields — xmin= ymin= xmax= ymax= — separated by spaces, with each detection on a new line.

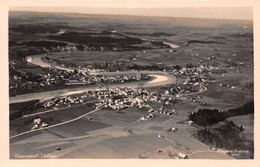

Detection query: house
xmin=147 ymin=114 xmax=155 ymax=118
xmin=231 ymin=86 xmax=237 ymax=89
xmin=31 ymin=124 xmax=39 ymax=130
xmin=171 ymin=109 xmax=176 ymax=114
xmin=170 ymin=126 xmax=177 ymax=132
xmin=187 ymin=120 xmax=194 ymax=125
xmin=66 ymin=79 xmax=86 ymax=85
xmin=41 ymin=122 xmax=48 ymax=127
xmin=33 ymin=118 xmax=41 ymax=125
xmin=178 ymin=153 xmax=189 ymax=159
xmin=157 ymin=134 xmax=164 ymax=139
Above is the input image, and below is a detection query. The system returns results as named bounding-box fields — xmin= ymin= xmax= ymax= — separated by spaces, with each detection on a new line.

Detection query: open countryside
xmin=9 ymin=10 xmax=254 ymax=159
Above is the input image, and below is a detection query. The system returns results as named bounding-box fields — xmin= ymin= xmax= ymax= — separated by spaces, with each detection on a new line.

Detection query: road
xmin=10 ymin=107 xmax=103 ymax=140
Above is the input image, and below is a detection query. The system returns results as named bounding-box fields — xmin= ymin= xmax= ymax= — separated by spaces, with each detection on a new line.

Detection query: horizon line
xmin=9 ymin=9 xmax=253 ymax=21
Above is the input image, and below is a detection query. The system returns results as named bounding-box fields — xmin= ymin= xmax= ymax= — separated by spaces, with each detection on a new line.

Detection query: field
xmin=10 ymin=104 xmax=232 ymax=159
xmin=227 ymin=114 xmax=254 ymax=141
xmin=10 ymin=101 xmax=95 ymax=136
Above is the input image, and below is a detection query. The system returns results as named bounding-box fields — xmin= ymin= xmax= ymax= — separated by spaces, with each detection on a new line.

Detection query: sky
xmin=10 ymin=6 xmax=253 ymax=20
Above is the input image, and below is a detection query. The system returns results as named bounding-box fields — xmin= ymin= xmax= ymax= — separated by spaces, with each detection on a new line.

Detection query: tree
xmin=240 ymin=125 xmax=244 ymax=132
xmin=73 ymin=69 xmax=78 ymax=74
xmin=173 ymin=65 xmax=181 ymax=70
xmin=186 ymin=63 xmax=193 ymax=68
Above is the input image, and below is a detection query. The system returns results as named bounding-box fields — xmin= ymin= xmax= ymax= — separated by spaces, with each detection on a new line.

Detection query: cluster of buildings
xmin=66 ymin=73 xmax=150 ymax=86
xmin=10 ymin=81 xmax=38 ymax=92
xmin=40 ymin=45 xmax=79 ymax=53
xmin=87 ymin=87 xmax=177 ymax=118
xmin=41 ymin=93 xmax=90 ymax=109
xmin=157 ymin=106 xmax=176 ymax=115
xmin=140 ymin=113 xmax=155 ymax=121
xmin=169 ymin=65 xmax=218 ymax=94
xmin=31 ymin=118 xmax=48 ymax=130
xmin=33 ymin=87 xmax=179 ymax=132
xmin=171 ymin=65 xmax=217 ymax=78
xmin=88 ymin=88 xmax=154 ymax=110
xmin=10 ymin=58 xmax=150 ymax=95
xmin=35 ymin=86 xmax=177 ymax=119
xmin=9 ymin=71 xmax=66 ymax=94
xmin=219 ymin=83 xmax=241 ymax=90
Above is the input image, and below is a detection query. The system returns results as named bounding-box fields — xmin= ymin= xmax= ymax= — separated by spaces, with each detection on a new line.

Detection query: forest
xmin=190 ymin=101 xmax=254 ymax=158
xmin=189 ymin=101 xmax=254 ymax=127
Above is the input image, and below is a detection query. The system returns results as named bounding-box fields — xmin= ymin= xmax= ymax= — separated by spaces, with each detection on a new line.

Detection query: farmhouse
xmin=178 ymin=153 xmax=189 ymax=159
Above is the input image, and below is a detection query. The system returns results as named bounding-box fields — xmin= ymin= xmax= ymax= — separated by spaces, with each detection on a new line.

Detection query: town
xmin=9 ymin=10 xmax=254 ymax=160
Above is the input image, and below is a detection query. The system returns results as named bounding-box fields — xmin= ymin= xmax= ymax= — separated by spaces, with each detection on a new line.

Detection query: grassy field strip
xmin=35 ymin=133 xmax=127 ymax=158
xmin=187 ymin=150 xmax=211 ymax=156
xmin=182 ymin=124 xmax=194 ymax=136
xmin=126 ymin=136 xmax=158 ymax=150
xmin=96 ymin=144 xmax=123 ymax=158
xmin=12 ymin=121 xmax=151 ymax=145
xmin=10 ymin=107 xmax=103 ymax=140
xmin=54 ymin=141 xmax=122 ymax=159
xmin=17 ymin=130 xmax=158 ymax=158
xmin=164 ymin=136 xmax=175 ymax=146
xmin=12 ymin=125 xmax=128 ymax=145
xmin=20 ymin=100 xmax=97 ymax=119
xmin=188 ymin=150 xmax=233 ymax=159
xmin=34 ymin=141 xmax=70 ymax=150
xmin=12 ymin=132 xmax=108 ymax=146
xmin=48 ymin=143 xmax=92 ymax=158
xmin=24 ymin=143 xmax=44 ymax=155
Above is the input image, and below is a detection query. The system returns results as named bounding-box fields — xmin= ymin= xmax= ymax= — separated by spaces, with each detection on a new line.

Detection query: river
xmin=10 ymin=54 xmax=176 ymax=104
xmin=163 ymin=42 xmax=180 ymax=48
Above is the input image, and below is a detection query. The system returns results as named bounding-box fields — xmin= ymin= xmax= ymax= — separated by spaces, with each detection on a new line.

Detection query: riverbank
xmin=10 ymin=54 xmax=176 ymax=104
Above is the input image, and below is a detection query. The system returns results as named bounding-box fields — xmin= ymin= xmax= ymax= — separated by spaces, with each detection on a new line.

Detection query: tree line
xmin=189 ymin=101 xmax=254 ymax=127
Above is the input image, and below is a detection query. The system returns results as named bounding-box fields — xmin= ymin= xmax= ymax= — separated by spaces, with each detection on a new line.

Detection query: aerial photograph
xmin=9 ymin=6 xmax=254 ymax=159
